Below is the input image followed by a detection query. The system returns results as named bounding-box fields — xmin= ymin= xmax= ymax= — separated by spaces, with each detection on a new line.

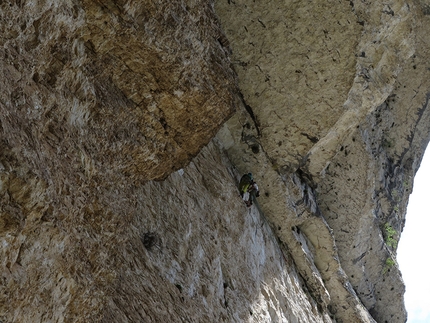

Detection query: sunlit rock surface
xmin=216 ymin=0 xmax=430 ymax=322
xmin=2 ymin=0 xmax=430 ymax=322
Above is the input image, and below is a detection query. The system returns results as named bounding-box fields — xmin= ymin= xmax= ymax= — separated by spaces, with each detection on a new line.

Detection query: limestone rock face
xmin=216 ymin=0 xmax=430 ymax=322
xmin=0 ymin=0 xmax=236 ymax=182
xmin=2 ymin=0 xmax=430 ymax=323
xmin=0 ymin=140 xmax=333 ymax=323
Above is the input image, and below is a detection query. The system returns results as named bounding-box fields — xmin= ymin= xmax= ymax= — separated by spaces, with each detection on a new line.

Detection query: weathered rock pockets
xmin=2 ymin=0 xmax=430 ymax=322
xmin=216 ymin=0 xmax=430 ymax=322
xmin=1 ymin=0 xmax=237 ymax=182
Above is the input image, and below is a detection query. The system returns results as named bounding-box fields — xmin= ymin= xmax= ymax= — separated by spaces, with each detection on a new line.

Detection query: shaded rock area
xmin=2 ymin=0 xmax=430 ymax=323
xmin=0 ymin=0 xmax=236 ymax=182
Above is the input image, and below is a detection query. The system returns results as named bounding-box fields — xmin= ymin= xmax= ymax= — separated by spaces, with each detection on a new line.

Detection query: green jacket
xmin=239 ymin=173 xmax=253 ymax=194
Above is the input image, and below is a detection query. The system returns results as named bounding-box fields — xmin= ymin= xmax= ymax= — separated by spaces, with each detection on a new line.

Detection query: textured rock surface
xmin=215 ymin=0 xmax=430 ymax=322
xmin=0 ymin=141 xmax=333 ymax=322
xmin=0 ymin=0 xmax=236 ymax=182
xmin=2 ymin=0 xmax=430 ymax=322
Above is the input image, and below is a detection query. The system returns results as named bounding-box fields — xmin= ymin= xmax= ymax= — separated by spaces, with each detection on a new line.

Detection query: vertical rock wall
xmin=99 ymin=142 xmax=334 ymax=323
xmin=215 ymin=0 xmax=430 ymax=322
xmin=1 ymin=133 xmax=339 ymax=322
xmin=2 ymin=0 xmax=430 ymax=322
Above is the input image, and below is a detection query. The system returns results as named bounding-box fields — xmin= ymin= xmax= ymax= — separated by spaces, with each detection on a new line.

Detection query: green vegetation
xmin=384 ymin=223 xmax=398 ymax=249
xmin=383 ymin=257 xmax=396 ymax=275
xmin=386 ymin=257 xmax=395 ymax=267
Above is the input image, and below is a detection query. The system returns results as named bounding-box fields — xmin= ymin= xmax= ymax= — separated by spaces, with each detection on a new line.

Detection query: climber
xmin=239 ymin=173 xmax=260 ymax=207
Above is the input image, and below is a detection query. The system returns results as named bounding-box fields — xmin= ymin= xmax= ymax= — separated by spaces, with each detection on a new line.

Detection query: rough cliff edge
xmin=1 ymin=1 xmax=430 ymax=322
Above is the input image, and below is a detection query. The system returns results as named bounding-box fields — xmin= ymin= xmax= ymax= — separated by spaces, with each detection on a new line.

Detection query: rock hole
xmin=32 ymin=72 xmax=40 ymax=83
xmin=160 ymin=117 xmax=168 ymax=129
xmin=141 ymin=232 xmax=158 ymax=250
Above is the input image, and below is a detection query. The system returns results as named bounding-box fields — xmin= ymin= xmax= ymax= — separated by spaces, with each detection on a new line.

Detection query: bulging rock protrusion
xmin=0 ymin=0 xmax=237 ymax=182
